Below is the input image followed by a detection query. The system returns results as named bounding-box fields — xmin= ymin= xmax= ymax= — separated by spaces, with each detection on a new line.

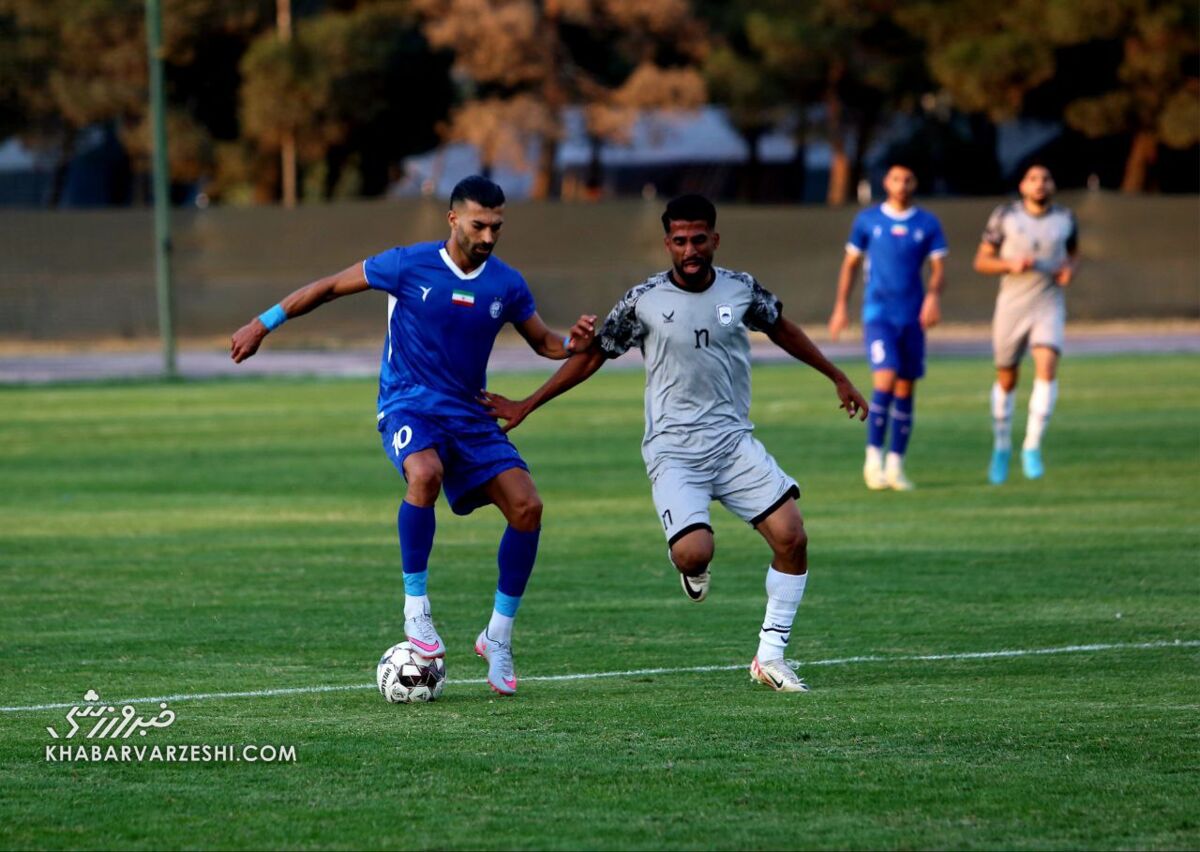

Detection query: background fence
xmin=2 ymin=191 xmax=1196 ymax=345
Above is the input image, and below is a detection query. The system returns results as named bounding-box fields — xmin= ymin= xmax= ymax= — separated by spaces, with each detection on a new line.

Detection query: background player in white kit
xmin=481 ymin=195 xmax=868 ymax=693
xmin=974 ymin=164 xmax=1079 ymax=484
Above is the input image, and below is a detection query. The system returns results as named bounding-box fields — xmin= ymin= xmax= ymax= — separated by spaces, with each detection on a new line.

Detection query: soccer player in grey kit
xmin=974 ymin=164 xmax=1079 ymax=484
xmin=481 ymin=195 xmax=868 ymax=693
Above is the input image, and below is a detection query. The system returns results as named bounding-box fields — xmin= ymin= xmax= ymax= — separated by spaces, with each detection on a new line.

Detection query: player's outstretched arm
xmin=767 ymin=315 xmax=868 ymax=421
xmin=230 ymin=264 xmax=370 ymax=363
xmin=480 ymin=345 xmax=607 ymax=432
xmin=513 ymin=312 xmax=598 ymax=360
xmin=828 ymin=252 xmax=862 ymax=341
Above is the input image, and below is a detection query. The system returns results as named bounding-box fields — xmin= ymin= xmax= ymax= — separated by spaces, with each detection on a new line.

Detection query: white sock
xmin=865 ymin=444 xmax=883 ymax=470
xmin=487 ymin=610 xmax=514 ymax=644
xmin=991 ymin=382 xmax=1015 ymax=451
xmin=885 ymin=451 xmax=904 ymax=475
xmin=403 ymin=594 xmax=429 ymax=620
xmin=1023 ymin=379 xmax=1058 ymax=451
xmin=756 ymin=567 xmax=807 ymax=663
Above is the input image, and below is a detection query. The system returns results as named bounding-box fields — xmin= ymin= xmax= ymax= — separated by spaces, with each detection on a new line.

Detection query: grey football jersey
xmin=982 ymin=201 xmax=1078 ymax=307
xmin=597 ymin=267 xmax=782 ymax=473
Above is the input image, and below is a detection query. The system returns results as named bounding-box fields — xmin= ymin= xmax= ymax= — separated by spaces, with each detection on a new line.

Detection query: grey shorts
xmin=648 ymin=434 xmax=799 ymax=546
xmin=992 ymin=294 xmax=1065 ymax=368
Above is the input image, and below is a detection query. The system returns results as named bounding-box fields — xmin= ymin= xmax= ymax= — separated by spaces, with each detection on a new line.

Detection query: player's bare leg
xmin=885 ymin=378 xmax=916 ymax=490
xmin=865 ymin=368 xmax=896 ymax=490
xmin=748 ymin=500 xmax=810 ymax=692
xmin=474 ymin=468 xmax=544 ymax=695
xmin=400 ymin=448 xmax=446 ymax=657
xmin=990 ymin=365 xmax=1019 ymax=484
xmin=670 ymin=527 xmax=714 ymax=602
xmin=1022 ymin=346 xmax=1060 ymax=479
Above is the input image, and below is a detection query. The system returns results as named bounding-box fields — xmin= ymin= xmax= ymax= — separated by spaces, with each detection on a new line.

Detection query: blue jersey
xmin=363 ymin=241 xmax=536 ymax=421
xmin=846 ymin=204 xmax=948 ymax=326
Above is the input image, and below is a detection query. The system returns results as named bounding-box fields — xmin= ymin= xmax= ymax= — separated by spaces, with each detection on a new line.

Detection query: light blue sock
xmin=494 ymin=525 xmax=540 ymax=618
xmin=398 ymin=502 xmax=435 ymax=598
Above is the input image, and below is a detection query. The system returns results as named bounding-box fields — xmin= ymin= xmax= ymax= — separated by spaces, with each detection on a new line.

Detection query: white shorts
xmin=993 ymin=292 xmax=1065 ymax=368
xmin=649 ymin=434 xmax=799 ymax=546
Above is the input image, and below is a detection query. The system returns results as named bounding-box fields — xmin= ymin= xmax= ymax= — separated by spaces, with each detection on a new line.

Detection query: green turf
xmin=1 ymin=355 xmax=1197 ymax=850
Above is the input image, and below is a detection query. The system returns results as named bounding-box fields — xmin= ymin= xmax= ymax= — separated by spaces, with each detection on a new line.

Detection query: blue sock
xmin=495 ymin=525 xmax=540 ymax=617
xmin=890 ymin=394 xmax=914 ymax=456
xmin=868 ymin=389 xmax=893 ymax=449
xmin=398 ymin=501 xmax=435 ymax=597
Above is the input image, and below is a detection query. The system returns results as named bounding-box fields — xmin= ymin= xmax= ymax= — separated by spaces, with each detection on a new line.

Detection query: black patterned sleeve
xmin=982 ymin=204 xmax=1007 ymax=248
xmin=1065 ymin=211 xmax=1079 ymax=254
xmin=743 ymin=276 xmax=782 ymax=332
xmin=597 ymin=287 xmax=648 ymax=358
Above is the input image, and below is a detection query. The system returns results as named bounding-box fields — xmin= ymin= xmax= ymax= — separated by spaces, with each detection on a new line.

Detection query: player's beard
xmin=675 ymin=258 xmax=712 ymax=289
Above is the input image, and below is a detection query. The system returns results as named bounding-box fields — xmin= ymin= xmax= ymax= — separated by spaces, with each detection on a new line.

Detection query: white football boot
xmin=863 ymin=459 xmax=889 ymax=491
xmin=884 ymin=453 xmax=915 ymax=491
xmin=403 ymin=611 xmax=445 ymax=659
xmin=679 ymin=569 xmax=711 ymax=602
xmin=750 ymin=656 xmax=810 ymax=693
xmin=474 ymin=630 xmax=517 ymax=696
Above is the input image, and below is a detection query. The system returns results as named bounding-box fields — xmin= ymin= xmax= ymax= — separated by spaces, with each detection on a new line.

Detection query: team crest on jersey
xmin=489 ymin=298 xmax=503 ymax=319
xmin=914 ymin=228 xmax=925 ymax=242
xmin=716 ymin=304 xmax=734 ymax=326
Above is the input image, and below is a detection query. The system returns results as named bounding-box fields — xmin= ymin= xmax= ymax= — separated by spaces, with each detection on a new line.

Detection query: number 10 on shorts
xmin=391 ymin=426 xmax=412 ymax=455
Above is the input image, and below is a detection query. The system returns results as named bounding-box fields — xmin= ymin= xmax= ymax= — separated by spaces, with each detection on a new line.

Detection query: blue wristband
xmin=563 ymin=335 xmax=572 ymax=352
xmin=258 ymin=304 xmax=287 ymax=331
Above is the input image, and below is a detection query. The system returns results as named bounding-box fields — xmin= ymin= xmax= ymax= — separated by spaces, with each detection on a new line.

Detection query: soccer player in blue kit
xmin=230 ymin=176 xmax=596 ymax=696
xmin=828 ymin=163 xmax=948 ymax=491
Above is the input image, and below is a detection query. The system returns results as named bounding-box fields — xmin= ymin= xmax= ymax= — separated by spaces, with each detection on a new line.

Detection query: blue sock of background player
xmin=488 ymin=526 xmax=540 ymax=644
xmin=890 ymin=393 xmax=914 ymax=457
xmin=867 ymin=388 xmax=893 ymax=467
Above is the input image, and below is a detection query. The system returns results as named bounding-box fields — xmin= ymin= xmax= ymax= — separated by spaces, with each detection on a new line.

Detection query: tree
xmin=699 ymin=0 xmax=927 ymax=205
xmin=900 ymin=0 xmax=1200 ymax=191
xmin=0 ymin=0 xmax=266 ymax=204
xmin=414 ymin=0 xmax=706 ymax=200
xmin=238 ymin=2 xmax=453 ymax=203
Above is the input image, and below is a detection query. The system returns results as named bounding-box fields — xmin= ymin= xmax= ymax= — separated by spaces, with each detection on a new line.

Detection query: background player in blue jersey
xmin=230 ymin=176 xmax=596 ymax=696
xmin=828 ymin=163 xmax=948 ymax=491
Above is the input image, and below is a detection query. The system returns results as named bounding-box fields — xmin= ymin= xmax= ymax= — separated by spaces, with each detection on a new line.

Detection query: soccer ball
xmin=376 ymin=641 xmax=446 ymax=704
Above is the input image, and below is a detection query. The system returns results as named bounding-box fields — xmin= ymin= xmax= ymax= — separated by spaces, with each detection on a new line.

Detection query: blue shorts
xmin=378 ymin=409 xmax=528 ymax=516
xmin=864 ymin=321 xmax=925 ymax=380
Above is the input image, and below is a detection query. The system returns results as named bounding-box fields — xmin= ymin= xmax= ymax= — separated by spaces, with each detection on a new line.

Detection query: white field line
xmin=2 ymin=639 xmax=1196 ymax=714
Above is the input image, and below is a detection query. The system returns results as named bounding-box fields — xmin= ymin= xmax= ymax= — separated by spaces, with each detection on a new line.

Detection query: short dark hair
xmin=450 ymin=175 xmax=506 ymax=209
xmin=661 ymin=194 xmax=716 ymax=232
xmin=885 ymin=160 xmax=917 ymax=177
xmin=1022 ymin=161 xmax=1053 ymax=180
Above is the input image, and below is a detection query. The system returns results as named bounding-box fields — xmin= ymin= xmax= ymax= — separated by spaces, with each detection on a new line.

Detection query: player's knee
xmin=404 ymin=458 xmax=443 ymax=496
xmin=670 ymin=539 xmax=714 ymax=574
xmin=508 ymin=494 xmax=543 ymax=532
xmin=776 ymin=525 xmax=808 ymax=562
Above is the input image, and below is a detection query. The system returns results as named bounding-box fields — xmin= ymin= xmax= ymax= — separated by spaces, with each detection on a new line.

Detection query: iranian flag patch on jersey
xmin=451 ymin=290 xmax=475 ymax=307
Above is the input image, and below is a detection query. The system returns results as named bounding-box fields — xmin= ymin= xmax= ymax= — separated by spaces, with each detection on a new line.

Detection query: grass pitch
xmin=1 ymin=354 xmax=1197 ymax=850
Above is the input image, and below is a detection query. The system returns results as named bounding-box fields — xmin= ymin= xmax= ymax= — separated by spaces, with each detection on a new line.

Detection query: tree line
xmin=0 ymin=0 xmax=1195 ymax=206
